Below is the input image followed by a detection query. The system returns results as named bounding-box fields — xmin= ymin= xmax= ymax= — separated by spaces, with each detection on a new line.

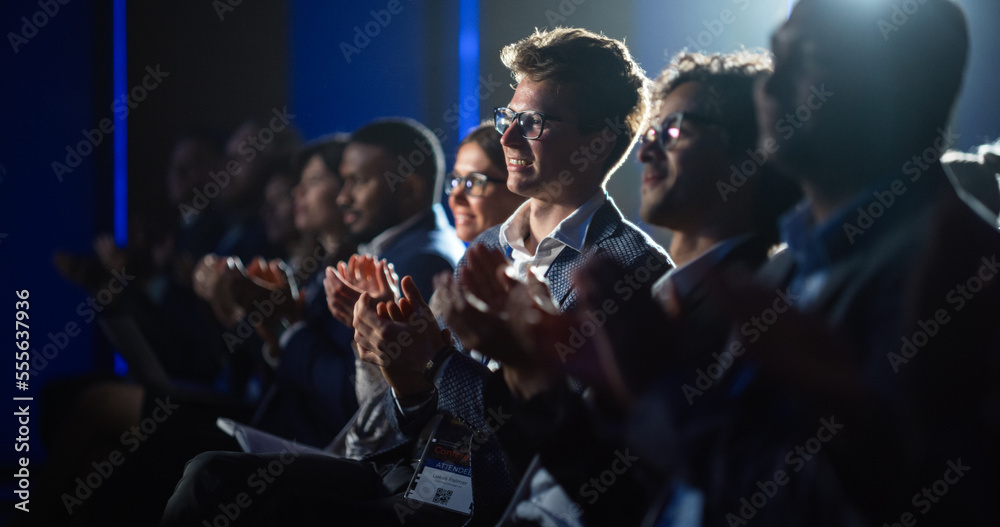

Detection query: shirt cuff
xmin=390 ymin=386 xmax=437 ymax=418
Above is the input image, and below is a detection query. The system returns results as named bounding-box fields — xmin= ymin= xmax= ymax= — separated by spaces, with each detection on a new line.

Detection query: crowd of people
xmin=30 ymin=0 xmax=1000 ymax=526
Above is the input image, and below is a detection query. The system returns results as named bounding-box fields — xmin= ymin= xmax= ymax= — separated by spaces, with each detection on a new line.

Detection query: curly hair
xmin=501 ymin=27 xmax=649 ymax=178
xmin=652 ymin=50 xmax=772 ymax=157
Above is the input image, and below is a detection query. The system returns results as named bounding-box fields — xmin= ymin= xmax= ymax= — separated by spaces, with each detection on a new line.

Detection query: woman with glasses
xmin=447 ymin=122 xmax=526 ymax=242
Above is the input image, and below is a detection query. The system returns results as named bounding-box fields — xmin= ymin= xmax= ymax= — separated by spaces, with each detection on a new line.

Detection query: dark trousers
xmin=160 ymin=451 xmax=467 ymax=526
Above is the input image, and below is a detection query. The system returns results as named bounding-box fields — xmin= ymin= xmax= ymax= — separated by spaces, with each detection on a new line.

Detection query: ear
xmin=581 ymin=125 xmax=618 ymax=169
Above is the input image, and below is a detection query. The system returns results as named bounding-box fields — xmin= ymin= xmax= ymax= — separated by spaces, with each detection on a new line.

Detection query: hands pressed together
xmin=193 ymin=254 xmax=303 ymax=351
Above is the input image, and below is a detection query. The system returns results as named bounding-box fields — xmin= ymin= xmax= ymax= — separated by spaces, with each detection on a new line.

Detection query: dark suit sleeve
xmin=274 ymin=314 xmax=358 ymax=434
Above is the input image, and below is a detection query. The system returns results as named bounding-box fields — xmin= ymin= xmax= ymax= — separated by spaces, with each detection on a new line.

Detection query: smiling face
xmin=293 ymin=154 xmax=343 ymax=237
xmin=638 ymin=81 xmax=731 ymax=230
xmin=499 ymin=78 xmax=603 ymax=206
xmin=448 ymin=143 xmax=526 ymax=242
xmin=336 ymin=143 xmax=402 ymax=243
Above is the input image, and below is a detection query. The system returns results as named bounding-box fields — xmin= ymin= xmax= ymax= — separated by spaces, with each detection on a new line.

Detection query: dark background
xmin=2 ymin=0 xmax=998 ymax=518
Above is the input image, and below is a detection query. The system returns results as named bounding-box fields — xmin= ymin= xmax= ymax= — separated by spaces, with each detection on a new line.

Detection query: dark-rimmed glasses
xmin=446 ymin=172 xmax=506 ymax=197
xmin=641 ymin=112 xmax=715 ymax=151
xmin=494 ymin=107 xmax=562 ymax=139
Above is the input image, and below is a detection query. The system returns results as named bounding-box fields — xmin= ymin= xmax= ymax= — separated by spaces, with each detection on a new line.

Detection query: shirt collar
xmin=498 ymin=190 xmax=608 ymax=256
xmin=358 ymin=208 xmax=428 ymax=257
xmin=779 ymin=173 xmax=905 ymax=278
xmin=652 ymin=234 xmax=752 ymax=303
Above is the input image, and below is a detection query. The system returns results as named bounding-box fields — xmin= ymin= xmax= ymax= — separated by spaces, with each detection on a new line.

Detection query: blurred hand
xmin=193 ymin=255 xmax=244 ymax=326
xmin=94 ymin=233 xmax=128 ymax=272
xmin=236 ymin=257 xmax=301 ymax=322
xmin=441 ymin=245 xmax=563 ymax=400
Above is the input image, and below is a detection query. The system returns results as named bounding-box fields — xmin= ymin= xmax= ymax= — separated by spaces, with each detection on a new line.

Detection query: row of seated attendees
xmin=30 ymin=0 xmax=1000 ymax=525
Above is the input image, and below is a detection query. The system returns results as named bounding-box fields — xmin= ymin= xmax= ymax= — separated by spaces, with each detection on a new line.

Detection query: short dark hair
xmin=458 ymin=122 xmax=505 ymax=172
xmin=653 ymin=50 xmax=772 ymax=158
xmin=350 ymin=118 xmax=444 ymax=193
xmin=293 ymin=133 xmax=350 ymax=181
xmin=501 ymin=27 xmax=648 ymax=177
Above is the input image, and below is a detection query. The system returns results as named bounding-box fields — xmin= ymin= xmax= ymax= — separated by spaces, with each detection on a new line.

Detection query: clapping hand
xmin=323 ymin=254 xmax=399 ymax=328
xmin=353 ymin=276 xmax=448 ymax=400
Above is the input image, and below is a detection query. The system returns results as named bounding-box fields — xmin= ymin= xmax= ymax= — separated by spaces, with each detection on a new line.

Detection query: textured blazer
xmin=373 ymin=196 xmax=669 ymax=526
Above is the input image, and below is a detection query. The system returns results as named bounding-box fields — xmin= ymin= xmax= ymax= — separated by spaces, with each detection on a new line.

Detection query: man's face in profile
xmin=638 ymin=81 xmax=731 ymax=229
xmin=336 ymin=143 xmax=402 ymax=243
xmin=499 ymin=78 xmax=598 ymax=205
xmin=756 ymin=0 xmax=894 ymax=180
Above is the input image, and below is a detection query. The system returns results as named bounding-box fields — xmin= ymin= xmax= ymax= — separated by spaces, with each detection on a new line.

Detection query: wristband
xmin=423 ymin=344 xmax=456 ymax=383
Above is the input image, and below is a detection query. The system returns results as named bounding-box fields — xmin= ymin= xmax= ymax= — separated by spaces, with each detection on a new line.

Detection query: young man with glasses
xmin=350 ymin=27 xmax=670 ymax=526
xmin=431 ymin=50 xmax=803 ymax=526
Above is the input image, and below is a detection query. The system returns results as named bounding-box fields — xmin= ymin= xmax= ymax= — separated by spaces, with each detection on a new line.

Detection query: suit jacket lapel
xmin=544 ymin=199 xmax=621 ymax=309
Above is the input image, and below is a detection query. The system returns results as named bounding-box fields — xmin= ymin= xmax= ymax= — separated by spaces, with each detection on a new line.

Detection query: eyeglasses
xmin=446 ymin=172 xmax=506 ymax=197
xmin=494 ymin=107 xmax=562 ymax=139
xmin=641 ymin=112 xmax=715 ymax=151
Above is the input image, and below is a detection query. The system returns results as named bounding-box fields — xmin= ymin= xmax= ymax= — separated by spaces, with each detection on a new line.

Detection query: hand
xmin=236 ymin=257 xmax=301 ymax=322
xmin=441 ymin=245 xmax=562 ymax=400
xmin=706 ymin=271 xmax=865 ymax=409
xmin=94 ymin=233 xmax=128 ymax=272
xmin=353 ymin=276 xmax=448 ymax=398
xmin=193 ymin=255 xmax=244 ymax=326
xmin=323 ymin=254 xmax=398 ymax=327
xmin=439 ymin=246 xmax=520 ymax=360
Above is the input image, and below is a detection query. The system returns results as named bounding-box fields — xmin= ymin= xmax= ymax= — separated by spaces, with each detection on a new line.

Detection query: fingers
xmin=464 ymin=246 xmax=501 ymax=300
xmin=400 ymin=276 xmax=429 ymax=313
xmin=386 ymin=301 xmax=405 ymax=322
xmin=375 ymin=260 xmax=393 ymax=297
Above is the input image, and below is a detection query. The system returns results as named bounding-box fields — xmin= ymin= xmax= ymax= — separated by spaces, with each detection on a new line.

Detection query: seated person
xmin=436 ymin=49 xmax=803 ymax=526
xmin=324 ymin=121 xmax=525 ymax=460
xmin=351 ymin=27 xmax=669 ymax=526
xmin=161 ymin=118 xmax=471 ymax=526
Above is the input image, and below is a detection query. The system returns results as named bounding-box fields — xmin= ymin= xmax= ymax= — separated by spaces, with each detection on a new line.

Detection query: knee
xmin=181 ymin=451 xmax=245 ymax=495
